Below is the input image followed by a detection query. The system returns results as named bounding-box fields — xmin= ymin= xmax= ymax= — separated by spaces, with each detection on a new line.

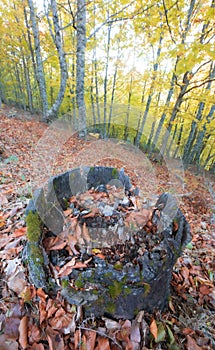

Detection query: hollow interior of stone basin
xmin=26 ymin=166 xmax=191 ymax=319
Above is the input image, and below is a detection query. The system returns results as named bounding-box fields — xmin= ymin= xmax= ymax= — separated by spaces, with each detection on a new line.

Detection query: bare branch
xmin=162 ymin=0 xmax=176 ymax=44
xmin=87 ymin=3 xmax=155 ymax=41
xmin=182 ymin=78 xmax=215 ymax=96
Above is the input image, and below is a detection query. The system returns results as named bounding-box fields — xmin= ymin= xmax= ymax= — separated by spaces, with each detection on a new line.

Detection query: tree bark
xmin=76 ymin=0 xmax=87 ymax=136
xmin=46 ymin=0 xmax=68 ymax=120
xmin=28 ymin=0 xmax=49 ymax=121
xmin=134 ymin=34 xmax=163 ymax=147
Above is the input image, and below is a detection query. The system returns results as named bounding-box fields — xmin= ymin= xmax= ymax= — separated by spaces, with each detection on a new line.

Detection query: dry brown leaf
xmin=95 ymin=336 xmax=110 ymax=350
xmin=58 ymin=260 xmax=88 ymax=277
xmin=74 ymin=329 xmax=81 ymax=350
xmin=75 ymin=223 xmax=85 ymax=245
xmin=125 ymin=209 xmax=152 ymax=229
xmin=149 ymin=318 xmax=158 ymax=341
xmin=28 ymin=324 xmax=41 ymax=344
xmin=0 ymin=335 xmax=18 ymax=350
xmin=43 ymin=236 xmax=67 ymax=251
xmin=82 ymin=222 xmax=91 ymax=243
xmin=37 ymin=288 xmax=47 ymax=302
xmin=186 ymin=335 xmax=202 ymax=350
xmin=4 ymin=317 xmax=20 ymax=340
xmin=0 ymin=193 xmax=8 ymax=205
xmin=12 ymin=227 xmax=27 ymax=238
xmin=39 ymin=301 xmax=47 ymax=325
xmin=46 ymin=326 xmax=64 ymax=350
xmin=31 ymin=343 xmax=45 ymax=350
xmin=83 ymin=330 xmax=97 ymax=350
xmin=18 ymin=316 xmax=28 ymax=349
xmin=199 ymin=285 xmax=212 ymax=295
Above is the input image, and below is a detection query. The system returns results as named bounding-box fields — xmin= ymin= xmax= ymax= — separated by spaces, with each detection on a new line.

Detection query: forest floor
xmin=0 ymin=105 xmax=214 ymax=350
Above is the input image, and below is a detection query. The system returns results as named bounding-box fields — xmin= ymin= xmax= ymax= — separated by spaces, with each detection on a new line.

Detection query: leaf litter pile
xmin=0 ymin=108 xmax=215 ymax=350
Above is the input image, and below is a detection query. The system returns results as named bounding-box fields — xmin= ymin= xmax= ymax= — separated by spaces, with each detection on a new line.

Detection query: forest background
xmin=0 ymin=0 xmax=214 ymax=170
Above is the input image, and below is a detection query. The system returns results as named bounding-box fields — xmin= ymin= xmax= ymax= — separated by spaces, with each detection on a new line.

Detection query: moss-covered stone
xmin=25 ymin=242 xmax=47 ymax=288
xmin=108 ymin=280 xmax=123 ymax=298
xmin=26 ymin=211 xmax=41 ymax=242
xmin=112 ymin=168 xmax=118 ymax=178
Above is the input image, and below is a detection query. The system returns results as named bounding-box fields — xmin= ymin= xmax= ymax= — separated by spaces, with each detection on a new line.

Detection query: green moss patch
xmin=26 ymin=211 xmax=41 ymax=243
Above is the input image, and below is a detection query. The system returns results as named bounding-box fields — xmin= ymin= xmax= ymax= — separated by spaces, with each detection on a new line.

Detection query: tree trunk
xmin=159 ymin=71 xmax=191 ymax=156
xmin=124 ymin=73 xmax=133 ymax=141
xmin=28 ymin=0 xmax=49 ymax=121
xmin=76 ymin=0 xmax=87 ymax=137
xmin=134 ymin=34 xmax=163 ymax=147
xmin=108 ymin=38 xmax=120 ymax=136
xmin=183 ymin=64 xmax=215 ymax=164
xmin=103 ymin=22 xmax=112 ymax=138
xmin=46 ymin=0 xmax=68 ymax=120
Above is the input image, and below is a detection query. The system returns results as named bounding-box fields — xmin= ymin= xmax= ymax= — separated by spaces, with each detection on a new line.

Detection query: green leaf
xmin=186 ymin=242 xmax=193 ymax=250
xmin=155 ymin=322 xmax=166 ymax=343
xmin=166 ymin=324 xmax=175 ymax=345
xmin=4 ymin=155 xmax=19 ymax=163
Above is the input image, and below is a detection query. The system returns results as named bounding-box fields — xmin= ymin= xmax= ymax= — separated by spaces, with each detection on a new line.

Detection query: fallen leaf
xmin=82 ymin=222 xmax=91 ymax=243
xmin=95 ymin=336 xmax=110 ymax=350
xmin=199 ymin=285 xmax=211 ymax=295
xmin=155 ymin=322 xmax=166 ymax=343
xmin=4 ymin=317 xmax=20 ymax=340
xmin=46 ymin=325 xmax=64 ymax=350
xmin=0 ymin=335 xmax=18 ymax=350
xmin=18 ymin=316 xmax=28 ymax=349
xmin=12 ymin=227 xmax=27 ymax=238
xmin=0 ymin=193 xmax=8 ymax=205
xmin=186 ymin=335 xmax=202 ymax=350
xmin=149 ymin=318 xmax=158 ymax=341
xmin=31 ymin=343 xmax=44 ymax=350
xmin=58 ymin=258 xmax=88 ymax=277
xmin=43 ymin=236 xmax=67 ymax=251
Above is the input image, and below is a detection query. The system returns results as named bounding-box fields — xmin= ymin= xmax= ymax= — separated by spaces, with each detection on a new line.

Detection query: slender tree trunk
xmin=124 ymin=73 xmax=133 ymax=141
xmin=24 ymin=6 xmax=40 ymax=109
xmin=28 ymin=0 xmax=49 ymax=121
xmin=76 ymin=0 xmax=87 ymax=136
xmin=92 ymin=1 xmax=101 ymax=126
xmin=183 ymin=64 xmax=215 ymax=163
xmin=152 ymin=0 xmax=196 ymax=152
xmin=71 ymin=31 xmax=77 ymax=128
xmin=134 ymin=34 xmax=163 ymax=146
xmin=173 ymin=122 xmax=183 ymax=158
xmin=160 ymin=71 xmax=191 ymax=156
xmin=46 ymin=0 xmax=68 ymax=119
xmin=103 ymin=22 xmax=112 ymax=138
xmin=148 ymin=92 xmax=161 ymax=152
xmin=90 ymin=57 xmax=96 ymax=126
xmin=108 ymin=38 xmax=120 ymax=135
xmin=190 ymin=102 xmax=215 ymax=163
xmin=22 ymin=55 xmax=33 ymax=112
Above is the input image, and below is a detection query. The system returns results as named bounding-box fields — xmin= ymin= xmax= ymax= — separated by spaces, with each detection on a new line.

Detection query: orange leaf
xmin=37 ymin=288 xmax=47 ymax=302
xmin=57 ymin=258 xmax=88 ymax=277
xmin=13 ymin=227 xmax=27 ymax=238
xmin=199 ymin=285 xmax=211 ymax=295
xmin=31 ymin=344 xmax=45 ymax=350
xmin=82 ymin=222 xmax=91 ymax=243
xmin=43 ymin=236 xmax=67 ymax=251
xmin=186 ymin=335 xmax=202 ymax=350
xmin=150 ymin=318 xmax=158 ymax=340
xmin=95 ymin=336 xmax=110 ymax=350
xmin=18 ymin=316 xmax=28 ymax=349
xmin=83 ymin=330 xmax=96 ymax=350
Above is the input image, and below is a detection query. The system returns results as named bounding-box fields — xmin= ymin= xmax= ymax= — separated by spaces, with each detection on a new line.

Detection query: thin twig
xmin=79 ymin=326 xmax=123 ymax=349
